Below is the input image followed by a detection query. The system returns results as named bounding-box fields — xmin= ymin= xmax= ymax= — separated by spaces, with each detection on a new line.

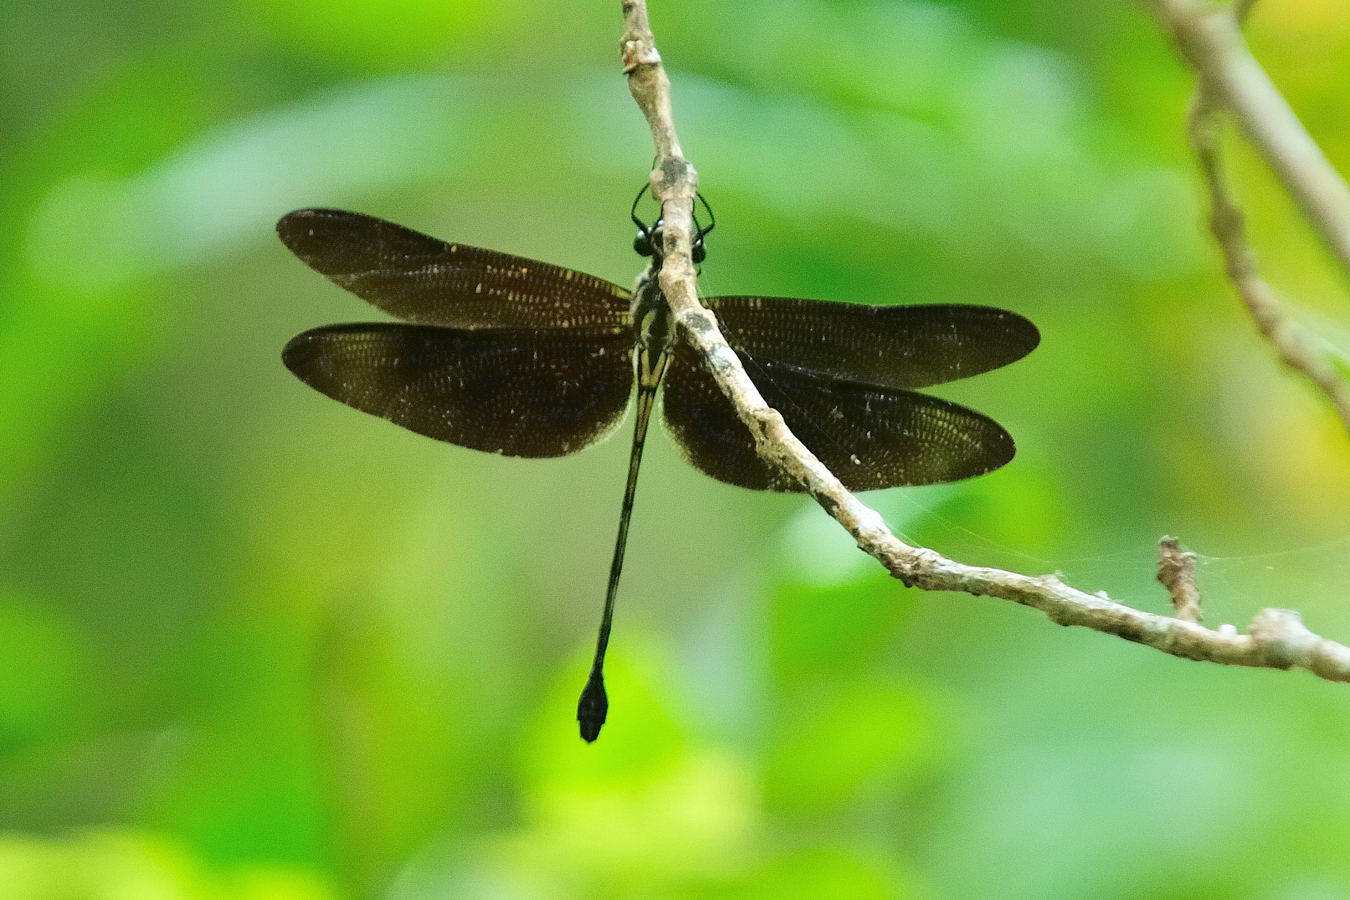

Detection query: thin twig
xmin=1145 ymin=0 xmax=1350 ymax=277
xmin=617 ymin=0 xmax=1350 ymax=686
xmin=1187 ymin=83 xmax=1350 ymax=432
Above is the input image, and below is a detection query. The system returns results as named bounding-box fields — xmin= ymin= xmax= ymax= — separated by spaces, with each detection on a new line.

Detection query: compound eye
xmin=634 ymin=232 xmax=653 ymax=257
xmin=691 ymin=241 xmax=706 ymax=264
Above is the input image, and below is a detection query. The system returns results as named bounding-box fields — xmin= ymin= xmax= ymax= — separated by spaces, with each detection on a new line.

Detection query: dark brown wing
xmin=278 ymin=209 xmax=633 ymax=331
xmin=705 ymin=298 xmax=1038 ymax=389
xmin=661 ymin=344 xmax=1015 ymax=491
xmin=283 ymin=324 xmax=634 ymax=457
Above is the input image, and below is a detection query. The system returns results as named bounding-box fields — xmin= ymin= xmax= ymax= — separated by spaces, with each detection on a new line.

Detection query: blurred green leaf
xmin=0 ymin=831 xmax=336 ymax=900
xmin=727 ymin=846 xmax=916 ymax=900
xmin=765 ymin=680 xmax=943 ymax=813
xmin=0 ymin=593 xmax=89 ymax=752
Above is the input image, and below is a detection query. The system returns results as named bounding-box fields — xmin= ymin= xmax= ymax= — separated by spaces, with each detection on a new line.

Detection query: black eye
xmin=634 ymin=232 xmax=653 ymax=257
xmin=691 ymin=241 xmax=706 ymax=264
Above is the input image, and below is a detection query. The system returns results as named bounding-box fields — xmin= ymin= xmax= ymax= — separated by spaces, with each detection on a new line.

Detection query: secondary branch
xmin=1146 ymin=0 xmax=1350 ymax=276
xmin=616 ymin=0 xmax=1350 ymax=688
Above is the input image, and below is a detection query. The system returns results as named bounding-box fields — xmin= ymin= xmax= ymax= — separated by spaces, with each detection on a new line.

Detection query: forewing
xmin=662 ymin=344 xmax=1015 ymax=491
xmin=706 ymin=298 xmax=1038 ymax=389
xmin=283 ymin=324 xmax=634 ymax=457
xmin=278 ymin=208 xmax=633 ymax=330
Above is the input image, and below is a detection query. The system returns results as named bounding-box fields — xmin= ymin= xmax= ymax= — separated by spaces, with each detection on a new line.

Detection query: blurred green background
xmin=3 ymin=0 xmax=1350 ymax=897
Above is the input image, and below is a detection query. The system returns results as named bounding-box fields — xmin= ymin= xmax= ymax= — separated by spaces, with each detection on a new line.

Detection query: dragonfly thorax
xmin=631 ymin=265 xmax=674 ymax=362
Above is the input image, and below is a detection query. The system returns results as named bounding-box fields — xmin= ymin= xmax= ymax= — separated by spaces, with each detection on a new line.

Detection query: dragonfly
xmin=278 ymin=199 xmax=1039 ymax=742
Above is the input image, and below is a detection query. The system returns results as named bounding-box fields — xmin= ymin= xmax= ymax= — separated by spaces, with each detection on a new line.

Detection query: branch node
xmin=1249 ymin=608 xmax=1316 ymax=669
xmin=1157 ymin=536 xmax=1203 ymax=623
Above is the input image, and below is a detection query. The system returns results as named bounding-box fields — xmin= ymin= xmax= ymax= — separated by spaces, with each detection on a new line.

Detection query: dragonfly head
xmin=630 ymin=185 xmax=715 ymax=267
